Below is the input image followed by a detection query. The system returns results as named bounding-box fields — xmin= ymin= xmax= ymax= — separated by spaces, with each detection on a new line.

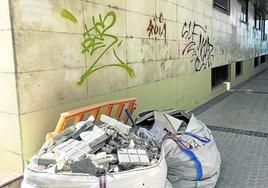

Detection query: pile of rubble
xmin=27 ymin=114 xmax=161 ymax=176
xmin=24 ymin=109 xmax=221 ymax=188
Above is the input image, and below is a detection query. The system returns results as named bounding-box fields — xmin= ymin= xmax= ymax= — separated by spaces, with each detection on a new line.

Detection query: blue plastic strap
xmin=183 ymin=132 xmax=211 ymax=143
xmin=124 ymin=109 xmax=135 ymax=127
xmin=178 ymin=145 xmax=203 ymax=182
xmin=165 ymin=133 xmax=210 ymax=184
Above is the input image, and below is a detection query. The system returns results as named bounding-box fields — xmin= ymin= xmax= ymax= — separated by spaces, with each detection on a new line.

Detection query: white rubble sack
xmin=163 ymin=114 xmax=221 ymax=188
xmin=21 ymin=146 xmax=167 ymax=188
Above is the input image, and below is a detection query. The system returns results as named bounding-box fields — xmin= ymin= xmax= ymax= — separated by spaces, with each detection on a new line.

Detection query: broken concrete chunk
xmin=128 ymin=149 xmax=140 ymax=163
xmin=52 ymin=126 xmax=76 ymax=142
xmin=105 ymin=128 xmax=117 ymax=138
xmin=109 ymin=165 xmax=119 ymax=173
xmin=90 ymin=142 xmax=106 ymax=154
xmin=56 ymin=163 xmax=71 ymax=172
xmin=71 ymin=121 xmax=93 ymax=139
xmin=101 ymin=146 xmax=113 ymax=154
xmin=53 ymin=139 xmax=92 ymax=161
xmin=91 ymin=154 xmax=118 ymax=166
xmin=128 ymin=139 xmax=135 ymax=148
xmin=70 ymin=157 xmax=96 ymax=175
xmin=55 ymin=154 xmax=69 ymax=171
xmin=33 ymin=156 xmax=57 ymax=166
xmin=95 ymin=163 xmax=109 ymax=175
xmin=166 ymin=110 xmax=192 ymax=129
xmin=54 ymin=139 xmax=105 ymax=161
xmin=136 ymin=110 xmax=155 ymax=125
xmin=117 ymin=149 xmax=150 ymax=166
xmin=100 ymin=115 xmax=131 ymax=135
xmin=74 ymin=115 xmax=94 ymax=130
xmin=89 ymin=152 xmax=107 ymax=161
xmin=108 ymin=140 xmax=119 ymax=148
xmin=80 ymin=126 xmax=108 ymax=148
xmin=165 ymin=114 xmax=183 ymax=133
xmin=137 ymin=150 xmax=150 ymax=165
xmin=137 ymin=128 xmax=155 ymax=142
xmin=117 ymin=150 xmax=130 ymax=164
xmin=154 ymin=111 xmax=178 ymax=134
xmin=149 ymin=120 xmax=167 ymax=141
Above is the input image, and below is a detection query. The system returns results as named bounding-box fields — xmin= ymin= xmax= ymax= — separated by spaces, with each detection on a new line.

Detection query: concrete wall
xmin=0 ymin=0 xmax=23 ymax=176
xmin=1 ymin=0 xmax=268 ymax=173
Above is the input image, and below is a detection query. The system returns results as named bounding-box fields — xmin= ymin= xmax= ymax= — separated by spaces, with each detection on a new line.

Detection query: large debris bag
xmin=21 ymin=146 xmax=167 ymax=188
xmin=163 ymin=114 xmax=221 ymax=188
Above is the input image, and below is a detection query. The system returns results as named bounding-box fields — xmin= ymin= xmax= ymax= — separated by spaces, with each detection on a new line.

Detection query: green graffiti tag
xmin=60 ymin=9 xmax=135 ymax=85
xmin=60 ymin=9 xmax=78 ymax=23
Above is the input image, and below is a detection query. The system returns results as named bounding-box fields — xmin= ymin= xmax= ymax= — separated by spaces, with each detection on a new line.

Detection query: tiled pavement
xmin=213 ymin=132 xmax=268 ymax=188
xmin=193 ymin=70 xmax=268 ymax=188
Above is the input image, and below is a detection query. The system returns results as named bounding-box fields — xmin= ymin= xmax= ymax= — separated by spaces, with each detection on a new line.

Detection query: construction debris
xmin=80 ymin=126 xmax=108 ymax=147
xmin=117 ymin=149 xmax=150 ymax=166
xmin=32 ymin=156 xmax=56 ymax=166
xmin=100 ymin=114 xmax=131 ymax=135
xmin=26 ymin=114 xmax=161 ymax=177
xmin=23 ymin=107 xmax=221 ymax=188
xmin=70 ymin=157 xmax=96 ymax=175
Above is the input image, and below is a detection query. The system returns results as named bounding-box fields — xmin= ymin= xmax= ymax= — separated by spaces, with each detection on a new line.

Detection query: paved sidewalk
xmin=193 ymin=70 xmax=268 ymax=188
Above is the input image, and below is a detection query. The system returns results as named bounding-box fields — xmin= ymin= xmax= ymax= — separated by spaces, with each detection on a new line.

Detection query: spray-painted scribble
xmin=61 ymin=9 xmax=135 ymax=85
xmin=60 ymin=9 xmax=78 ymax=23
xmin=181 ymin=21 xmax=214 ymax=71
xmin=177 ymin=130 xmax=212 ymax=151
xmin=147 ymin=13 xmax=167 ymax=42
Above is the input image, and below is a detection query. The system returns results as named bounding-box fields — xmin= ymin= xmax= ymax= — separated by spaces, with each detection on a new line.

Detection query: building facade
xmin=1 ymin=0 xmax=268 ymax=174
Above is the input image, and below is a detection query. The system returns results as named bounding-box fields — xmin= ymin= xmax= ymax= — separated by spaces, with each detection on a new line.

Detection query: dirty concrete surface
xmin=194 ymin=70 xmax=268 ymax=188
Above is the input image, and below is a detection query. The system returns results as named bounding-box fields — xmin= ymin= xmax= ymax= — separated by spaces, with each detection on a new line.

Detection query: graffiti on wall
xmin=147 ymin=13 xmax=167 ymax=42
xmin=60 ymin=9 xmax=135 ymax=85
xmin=181 ymin=21 xmax=214 ymax=71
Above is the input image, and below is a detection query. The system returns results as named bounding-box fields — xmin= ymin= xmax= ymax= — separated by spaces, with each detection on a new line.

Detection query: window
xmin=262 ymin=19 xmax=266 ymax=40
xmin=261 ymin=55 xmax=266 ymax=64
xmin=235 ymin=61 xmax=242 ymax=77
xmin=254 ymin=11 xmax=261 ymax=30
xmin=240 ymin=0 xmax=248 ymax=23
xmin=265 ymin=20 xmax=268 ymax=37
xmin=254 ymin=57 xmax=259 ymax=67
xmin=211 ymin=65 xmax=229 ymax=88
xmin=214 ymin=0 xmax=230 ymax=13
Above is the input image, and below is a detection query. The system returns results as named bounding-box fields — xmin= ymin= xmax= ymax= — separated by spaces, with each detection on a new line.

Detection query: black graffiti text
xmin=181 ymin=21 xmax=214 ymax=71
